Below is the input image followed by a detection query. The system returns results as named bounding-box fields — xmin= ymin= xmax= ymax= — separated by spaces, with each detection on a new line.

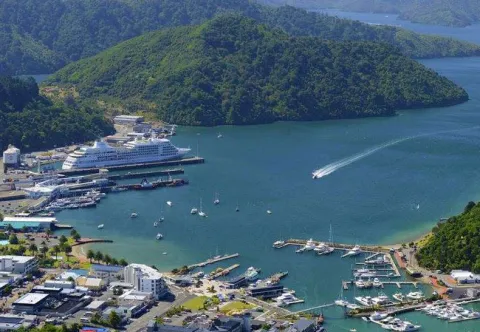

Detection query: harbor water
xmin=53 ymin=11 xmax=480 ymax=331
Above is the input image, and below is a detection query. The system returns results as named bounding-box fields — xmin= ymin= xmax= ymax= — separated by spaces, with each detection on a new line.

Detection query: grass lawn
xmin=220 ymin=301 xmax=254 ymax=314
xmin=183 ymin=296 xmax=208 ymax=311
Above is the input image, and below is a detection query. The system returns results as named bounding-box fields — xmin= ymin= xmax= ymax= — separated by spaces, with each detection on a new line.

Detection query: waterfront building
xmin=0 ymin=256 xmax=38 ymax=275
xmin=12 ymin=293 xmax=49 ymax=314
xmin=246 ymin=284 xmax=284 ymax=299
xmin=90 ymin=264 xmax=123 ymax=284
xmin=225 ymin=275 xmax=247 ymax=289
xmin=1 ymin=216 xmax=57 ymax=231
xmin=124 ymin=264 xmax=168 ymax=300
xmin=2 ymin=145 xmax=20 ymax=168
xmin=113 ymin=115 xmax=144 ymax=125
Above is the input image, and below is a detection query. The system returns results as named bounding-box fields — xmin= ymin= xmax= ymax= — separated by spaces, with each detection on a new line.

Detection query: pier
xmin=58 ymin=157 xmax=205 ymax=176
xmin=208 ymin=264 xmax=240 ymax=280
xmin=107 ymin=168 xmax=184 ymax=180
xmin=293 ymin=303 xmax=335 ymax=314
xmin=278 ymin=239 xmax=388 ymax=254
xmin=53 ymin=224 xmax=73 ymax=229
xmin=71 ymin=238 xmax=113 ymax=246
xmin=188 ymin=253 xmax=240 ymax=269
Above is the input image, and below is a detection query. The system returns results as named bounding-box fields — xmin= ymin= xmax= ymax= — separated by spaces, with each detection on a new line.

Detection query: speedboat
xmin=393 ymin=293 xmax=405 ymax=302
xmin=342 ymin=245 xmax=361 ymax=258
xmin=191 ymin=207 xmax=198 ymax=215
xmin=406 ymin=291 xmax=424 ymax=300
xmin=267 ymin=210 xmax=272 ymax=214
xmin=159 ymin=216 xmax=164 ymax=222
xmin=131 ymin=213 xmax=138 ymax=218
xmin=244 ymin=267 xmax=260 ymax=281
xmin=213 ymin=193 xmax=220 ymax=205
xmin=97 ymin=224 xmax=104 ymax=229
xmin=273 ymin=240 xmax=285 ymax=248
xmin=156 ymin=233 xmax=163 ymax=240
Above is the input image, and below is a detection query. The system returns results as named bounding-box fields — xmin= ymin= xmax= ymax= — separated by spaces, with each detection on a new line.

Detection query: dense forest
xmin=275 ymin=0 xmax=480 ymax=27
xmin=416 ymin=201 xmax=480 ymax=273
xmin=48 ymin=15 xmax=468 ymax=126
xmin=1 ymin=0 xmax=480 ymax=75
xmin=0 ymin=76 xmax=114 ymax=151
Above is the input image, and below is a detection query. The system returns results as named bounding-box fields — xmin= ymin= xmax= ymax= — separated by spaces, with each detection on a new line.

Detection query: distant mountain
xmin=1 ymin=0 xmax=480 ymax=75
xmin=272 ymin=0 xmax=480 ymax=27
xmin=0 ymin=76 xmax=114 ymax=151
xmin=47 ymin=15 xmax=468 ymax=126
xmin=416 ymin=201 xmax=480 ymax=273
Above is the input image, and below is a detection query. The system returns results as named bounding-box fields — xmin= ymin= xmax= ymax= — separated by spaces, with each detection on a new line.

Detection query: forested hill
xmin=416 ymin=201 xmax=480 ymax=273
xmin=271 ymin=0 xmax=480 ymax=28
xmin=48 ymin=15 xmax=468 ymax=126
xmin=1 ymin=0 xmax=480 ymax=75
xmin=0 ymin=76 xmax=114 ymax=151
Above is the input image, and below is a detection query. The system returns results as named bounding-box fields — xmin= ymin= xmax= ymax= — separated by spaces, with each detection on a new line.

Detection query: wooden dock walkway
xmin=293 ymin=303 xmax=335 ymax=314
xmin=209 ymin=264 xmax=240 ymax=280
xmin=382 ymin=281 xmax=418 ymax=288
xmin=188 ymin=253 xmax=239 ymax=269
xmin=71 ymin=238 xmax=113 ymax=246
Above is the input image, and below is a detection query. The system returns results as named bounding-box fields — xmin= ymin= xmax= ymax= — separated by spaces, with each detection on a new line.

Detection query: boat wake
xmin=312 ymin=126 xmax=480 ymax=179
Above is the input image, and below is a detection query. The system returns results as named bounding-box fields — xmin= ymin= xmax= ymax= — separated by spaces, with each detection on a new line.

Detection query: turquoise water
xmin=53 ymin=12 xmax=480 ymax=331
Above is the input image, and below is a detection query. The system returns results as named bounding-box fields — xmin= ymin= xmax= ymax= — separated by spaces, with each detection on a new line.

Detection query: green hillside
xmin=48 ymin=15 xmax=468 ymax=126
xmin=416 ymin=201 xmax=480 ymax=273
xmin=0 ymin=76 xmax=114 ymax=151
xmin=1 ymin=0 xmax=480 ymax=75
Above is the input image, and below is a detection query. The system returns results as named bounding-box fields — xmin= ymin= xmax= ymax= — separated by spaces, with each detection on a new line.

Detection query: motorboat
xmin=154 ymin=221 xmax=159 ymax=227
xmin=355 ymin=296 xmax=373 ymax=306
xmin=273 ymin=240 xmax=285 ymax=248
xmin=304 ymin=239 xmax=316 ymax=251
xmin=275 ymin=292 xmax=299 ymax=306
xmin=373 ymin=278 xmax=383 ymax=288
xmin=406 ymin=292 xmax=424 ymax=300
xmin=131 ymin=213 xmax=138 ymax=218
xmin=267 ymin=210 xmax=272 ymax=214
xmin=355 ymin=279 xmax=366 ymax=288
xmin=244 ymin=267 xmax=260 ymax=281
xmin=217 ymin=133 xmax=223 ymax=138
xmin=213 ymin=193 xmax=220 ymax=205
xmin=159 ymin=216 xmax=164 ymax=222
xmin=372 ymin=294 xmax=390 ymax=305
xmin=166 ymin=201 xmax=173 ymax=207
xmin=393 ymin=293 xmax=406 ymax=302
xmin=369 ymin=311 xmax=389 ymax=321
xmin=198 ymin=198 xmax=207 ymax=217
xmin=97 ymin=224 xmax=104 ymax=229
xmin=334 ymin=299 xmax=349 ymax=307
xmin=342 ymin=245 xmax=361 ymax=258
xmin=191 ymin=207 xmax=198 ymax=215
xmin=156 ymin=233 xmax=163 ymax=240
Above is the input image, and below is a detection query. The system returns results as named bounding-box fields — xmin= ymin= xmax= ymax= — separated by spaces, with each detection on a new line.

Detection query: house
xmin=0 ymin=256 xmax=38 ymax=274
xmin=90 ymin=264 xmax=123 ymax=284
xmin=286 ymin=319 xmax=317 ymax=332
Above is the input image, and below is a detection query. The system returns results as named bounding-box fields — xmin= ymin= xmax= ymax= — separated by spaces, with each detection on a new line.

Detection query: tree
xmin=464 ymin=201 xmax=476 ymax=213
xmin=104 ymin=254 xmax=112 ymax=265
xmin=17 ymin=245 xmax=26 ymax=255
xmin=40 ymin=246 xmax=48 ymax=258
xmin=21 ymin=226 xmax=28 ymax=233
xmin=111 ymin=258 xmax=119 ymax=266
xmin=59 ymin=235 xmax=68 ymax=245
xmin=70 ymin=229 xmax=78 ymax=237
xmin=119 ymin=258 xmax=128 ymax=266
xmin=53 ymin=245 xmax=60 ymax=260
xmin=72 ymin=232 xmax=81 ymax=242
xmin=108 ymin=311 xmax=122 ymax=328
xmin=8 ymin=234 xmax=18 ymax=245
xmin=95 ymin=251 xmax=104 ymax=263
xmin=28 ymin=243 xmax=38 ymax=256
xmin=64 ymin=245 xmax=72 ymax=261
xmin=87 ymin=249 xmax=95 ymax=263
xmin=6 ymin=224 xmax=14 ymax=233
xmin=45 ymin=229 xmax=53 ymax=238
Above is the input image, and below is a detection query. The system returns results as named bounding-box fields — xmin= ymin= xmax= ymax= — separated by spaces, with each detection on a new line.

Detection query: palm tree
xmin=104 ymin=254 xmax=112 ymax=265
xmin=111 ymin=258 xmax=119 ymax=266
xmin=64 ymin=245 xmax=72 ymax=261
xmin=40 ymin=246 xmax=48 ymax=258
xmin=53 ymin=245 xmax=60 ymax=260
xmin=70 ymin=229 xmax=78 ymax=237
xmin=87 ymin=249 xmax=95 ymax=263
xmin=28 ymin=243 xmax=38 ymax=256
xmin=119 ymin=258 xmax=128 ymax=266
xmin=94 ymin=251 xmax=104 ymax=263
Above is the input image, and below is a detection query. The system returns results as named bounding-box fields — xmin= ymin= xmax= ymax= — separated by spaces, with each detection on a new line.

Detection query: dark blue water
xmin=55 ymin=11 xmax=480 ymax=331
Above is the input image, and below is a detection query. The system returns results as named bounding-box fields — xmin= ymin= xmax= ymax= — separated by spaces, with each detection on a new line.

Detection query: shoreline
xmin=71 ymin=242 xmax=89 ymax=262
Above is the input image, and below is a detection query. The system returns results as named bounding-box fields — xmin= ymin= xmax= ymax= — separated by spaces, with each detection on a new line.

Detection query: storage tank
xmin=2 ymin=144 xmax=21 ymax=166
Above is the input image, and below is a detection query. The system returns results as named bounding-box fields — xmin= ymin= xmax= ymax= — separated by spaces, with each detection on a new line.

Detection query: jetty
xmin=188 ymin=253 xmax=240 ymax=269
xmin=58 ymin=157 xmax=205 ymax=176
xmin=71 ymin=238 xmax=113 ymax=246
xmin=277 ymin=239 xmax=388 ymax=254
xmin=53 ymin=224 xmax=73 ymax=229
xmin=208 ymin=264 xmax=240 ymax=280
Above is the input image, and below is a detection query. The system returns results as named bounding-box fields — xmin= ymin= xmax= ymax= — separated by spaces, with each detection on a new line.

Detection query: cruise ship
xmin=62 ymin=138 xmax=190 ymax=170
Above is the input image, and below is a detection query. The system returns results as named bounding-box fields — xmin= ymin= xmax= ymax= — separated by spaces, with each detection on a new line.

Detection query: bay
xmin=55 ymin=10 xmax=480 ymax=331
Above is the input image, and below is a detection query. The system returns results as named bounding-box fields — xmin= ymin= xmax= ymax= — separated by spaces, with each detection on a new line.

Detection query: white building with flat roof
xmin=0 ymin=256 xmax=38 ymax=275
xmin=114 ymin=115 xmax=144 ymax=125
xmin=124 ymin=264 xmax=168 ymax=300
xmin=12 ymin=293 xmax=49 ymax=314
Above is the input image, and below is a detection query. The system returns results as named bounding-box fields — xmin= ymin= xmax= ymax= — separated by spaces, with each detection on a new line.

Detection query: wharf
xmin=117 ymin=178 xmax=188 ymax=190
xmin=209 ymin=264 xmax=240 ymax=280
xmin=53 ymin=224 xmax=73 ymax=229
xmin=58 ymin=157 xmax=205 ymax=176
xmin=106 ymin=168 xmax=184 ymax=180
xmin=71 ymin=238 xmax=114 ymax=246
xmin=267 ymin=271 xmax=289 ymax=283
xmin=188 ymin=253 xmax=240 ymax=269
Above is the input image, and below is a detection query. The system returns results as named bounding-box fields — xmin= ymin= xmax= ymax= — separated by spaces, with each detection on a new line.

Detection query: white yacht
xmin=273 ymin=240 xmax=285 ymax=248
xmin=304 ymin=239 xmax=316 ymax=251
xmin=131 ymin=213 xmax=138 ymax=218
xmin=267 ymin=210 xmax=272 ymax=214
xmin=406 ymin=292 xmax=424 ymax=300
xmin=190 ymin=207 xmax=198 ymax=215
xmin=62 ymin=138 xmax=190 ymax=170
xmin=244 ymin=267 xmax=260 ymax=281
xmin=342 ymin=245 xmax=361 ymax=258
xmin=166 ymin=201 xmax=173 ymax=207
xmin=213 ymin=193 xmax=220 ymax=205
xmin=275 ymin=292 xmax=299 ymax=306
xmin=97 ymin=224 xmax=104 ymax=229
xmin=156 ymin=233 xmax=163 ymax=240
xmin=153 ymin=221 xmax=159 ymax=227
xmin=372 ymin=278 xmax=383 ymax=288
xmin=392 ymin=293 xmax=405 ymax=302
xmin=369 ymin=312 xmax=389 ymax=321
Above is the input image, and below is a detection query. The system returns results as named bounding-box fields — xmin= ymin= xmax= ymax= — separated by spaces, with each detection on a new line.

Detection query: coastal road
xmin=129 ymin=286 xmax=194 ymax=332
